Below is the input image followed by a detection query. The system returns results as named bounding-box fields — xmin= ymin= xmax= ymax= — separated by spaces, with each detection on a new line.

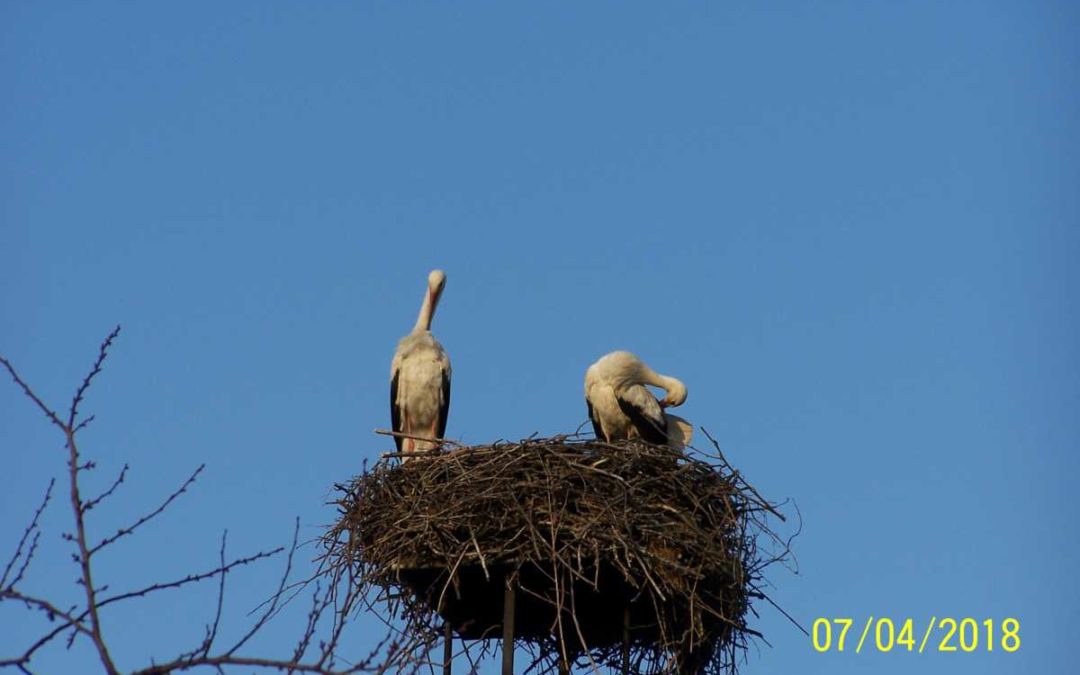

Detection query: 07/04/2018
xmin=811 ymin=617 xmax=1020 ymax=654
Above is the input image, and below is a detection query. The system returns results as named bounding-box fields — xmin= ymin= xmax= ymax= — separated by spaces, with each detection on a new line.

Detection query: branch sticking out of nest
xmin=320 ymin=434 xmax=792 ymax=674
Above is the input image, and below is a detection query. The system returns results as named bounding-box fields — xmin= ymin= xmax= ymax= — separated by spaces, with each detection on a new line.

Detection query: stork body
xmin=390 ymin=270 xmax=451 ymax=460
xmin=584 ymin=351 xmax=691 ymax=448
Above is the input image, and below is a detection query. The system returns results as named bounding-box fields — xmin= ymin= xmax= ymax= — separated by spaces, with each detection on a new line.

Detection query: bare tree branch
xmin=89 ymin=465 xmax=205 ymax=556
xmin=82 ymin=464 xmax=128 ymax=513
xmin=225 ymin=519 xmax=301 ymax=658
xmin=64 ymin=411 xmax=119 ymax=671
xmin=0 ymin=356 xmax=64 ymax=429
xmin=96 ymin=547 xmax=283 ymax=611
xmin=2 ymin=479 xmax=53 ymax=590
xmin=0 ymin=610 xmax=82 ymax=671
xmin=0 ymin=588 xmax=96 ymax=647
xmin=201 ymin=531 xmax=230 ymax=658
xmin=67 ymin=325 xmax=121 ymax=430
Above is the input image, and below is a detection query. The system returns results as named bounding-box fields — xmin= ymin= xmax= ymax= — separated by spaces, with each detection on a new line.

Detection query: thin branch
xmin=82 ymin=464 xmax=128 ymax=513
xmin=291 ymin=581 xmax=332 ymax=665
xmin=67 ymin=324 xmax=121 ymax=430
xmin=0 ymin=612 xmax=81 ymax=670
xmin=373 ymin=429 xmax=465 ymax=449
xmin=73 ymin=414 xmax=97 ymax=434
xmin=127 ymin=653 xmax=371 ymax=675
xmin=202 ymin=531 xmax=230 ymax=657
xmin=89 ymin=465 xmax=205 ymax=555
xmin=749 ymin=583 xmax=808 ymax=637
xmin=96 ymin=547 xmax=282 ymax=611
xmin=700 ymin=427 xmax=786 ymax=522
xmin=0 ymin=356 xmax=64 ymax=429
xmin=2 ymin=479 xmax=54 ymax=589
xmin=0 ymin=589 xmax=96 ymax=643
xmin=225 ymin=518 xmax=300 ymax=657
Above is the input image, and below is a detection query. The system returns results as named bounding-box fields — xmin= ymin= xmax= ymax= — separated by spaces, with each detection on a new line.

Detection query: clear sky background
xmin=2 ymin=2 xmax=1077 ymax=674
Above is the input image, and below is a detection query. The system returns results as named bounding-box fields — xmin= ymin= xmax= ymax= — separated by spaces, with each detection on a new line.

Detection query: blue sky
xmin=2 ymin=2 xmax=1077 ymax=673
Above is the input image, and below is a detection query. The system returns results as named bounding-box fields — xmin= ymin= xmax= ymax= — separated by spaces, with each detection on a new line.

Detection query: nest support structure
xmin=320 ymin=435 xmax=789 ymax=674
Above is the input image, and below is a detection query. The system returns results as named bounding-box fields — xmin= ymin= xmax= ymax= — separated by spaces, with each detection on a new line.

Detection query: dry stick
xmin=558 ymin=657 xmax=570 ymax=675
xmin=435 ymin=550 xmax=468 ymax=615
xmin=539 ymin=460 xmax=571 ymax=671
xmin=374 ymin=428 xmax=465 ymax=449
xmin=469 ymin=530 xmax=490 ymax=581
xmin=565 ymin=576 xmax=600 ymax=675
xmin=700 ymin=427 xmax=785 ymax=522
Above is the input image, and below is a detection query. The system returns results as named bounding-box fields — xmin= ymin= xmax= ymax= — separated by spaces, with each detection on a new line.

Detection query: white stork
xmin=584 ymin=351 xmax=692 ymax=448
xmin=390 ymin=270 xmax=451 ymax=462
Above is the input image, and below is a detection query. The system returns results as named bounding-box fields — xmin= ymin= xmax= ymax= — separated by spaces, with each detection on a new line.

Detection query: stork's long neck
xmin=640 ymin=366 xmax=686 ymax=407
xmin=412 ymin=287 xmax=438 ymax=333
xmin=638 ymin=364 xmax=667 ymax=389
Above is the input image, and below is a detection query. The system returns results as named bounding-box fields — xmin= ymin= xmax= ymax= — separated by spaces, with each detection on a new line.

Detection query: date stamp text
xmin=811 ymin=617 xmax=1020 ymax=654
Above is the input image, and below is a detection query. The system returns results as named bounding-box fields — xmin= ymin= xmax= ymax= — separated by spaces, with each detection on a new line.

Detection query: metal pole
xmin=501 ymin=581 xmax=516 ymax=675
xmin=443 ymin=622 xmax=453 ymax=675
xmin=621 ymin=604 xmax=630 ymax=674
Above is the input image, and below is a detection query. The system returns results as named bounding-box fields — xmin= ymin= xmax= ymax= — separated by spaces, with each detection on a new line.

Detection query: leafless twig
xmin=1 ymin=479 xmax=53 ymax=591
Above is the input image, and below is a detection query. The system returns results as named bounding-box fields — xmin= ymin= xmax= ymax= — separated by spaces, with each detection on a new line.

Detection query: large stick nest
xmin=320 ymin=435 xmax=790 ymax=674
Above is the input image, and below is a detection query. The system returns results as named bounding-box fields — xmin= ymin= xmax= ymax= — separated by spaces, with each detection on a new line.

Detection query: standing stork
xmin=390 ymin=270 xmax=451 ymax=462
xmin=584 ymin=351 xmax=692 ymax=448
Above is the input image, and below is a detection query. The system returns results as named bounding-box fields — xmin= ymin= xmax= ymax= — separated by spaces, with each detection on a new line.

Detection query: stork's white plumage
xmin=584 ymin=351 xmax=692 ymax=448
xmin=390 ymin=270 xmax=451 ymax=461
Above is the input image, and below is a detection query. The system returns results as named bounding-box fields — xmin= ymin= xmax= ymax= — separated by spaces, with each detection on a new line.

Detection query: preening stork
xmin=390 ymin=270 xmax=451 ymax=461
xmin=584 ymin=351 xmax=692 ymax=448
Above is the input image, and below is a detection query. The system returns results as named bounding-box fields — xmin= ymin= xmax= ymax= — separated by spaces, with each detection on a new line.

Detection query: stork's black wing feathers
xmin=436 ymin=369 xmax=451 ymax=442
xmin=616 ymin=396 xmax=668 ymax=445
xmin=390 ymin=369 xmax=402 ymax=451
xmin=586 ymin=399 xmax=606 ymax=441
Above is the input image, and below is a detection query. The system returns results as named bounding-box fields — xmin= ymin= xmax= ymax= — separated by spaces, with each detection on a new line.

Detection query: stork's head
xmin=413 ymin=269 xmax=448 ymax=333
xmin=428 ymin=269 xmax=447 ymax=297
xmin=659 ymin=377 xmax=687 ymax=408
xmin=427 ymin=269 xmax=447 ymax=311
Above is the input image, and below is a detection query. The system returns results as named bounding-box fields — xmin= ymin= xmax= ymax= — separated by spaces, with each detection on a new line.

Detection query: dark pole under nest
xmin=443 ymin=622 xmax=453 ymax=675
xmin=622 ymin=604 xmax=631 ymax=674
xmin=502 ymin=581 xmax=516 ymax=675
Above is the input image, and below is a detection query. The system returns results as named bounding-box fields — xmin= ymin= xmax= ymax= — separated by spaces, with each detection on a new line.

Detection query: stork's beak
xmin=428 ymin=277 xmax=446 ymax=303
